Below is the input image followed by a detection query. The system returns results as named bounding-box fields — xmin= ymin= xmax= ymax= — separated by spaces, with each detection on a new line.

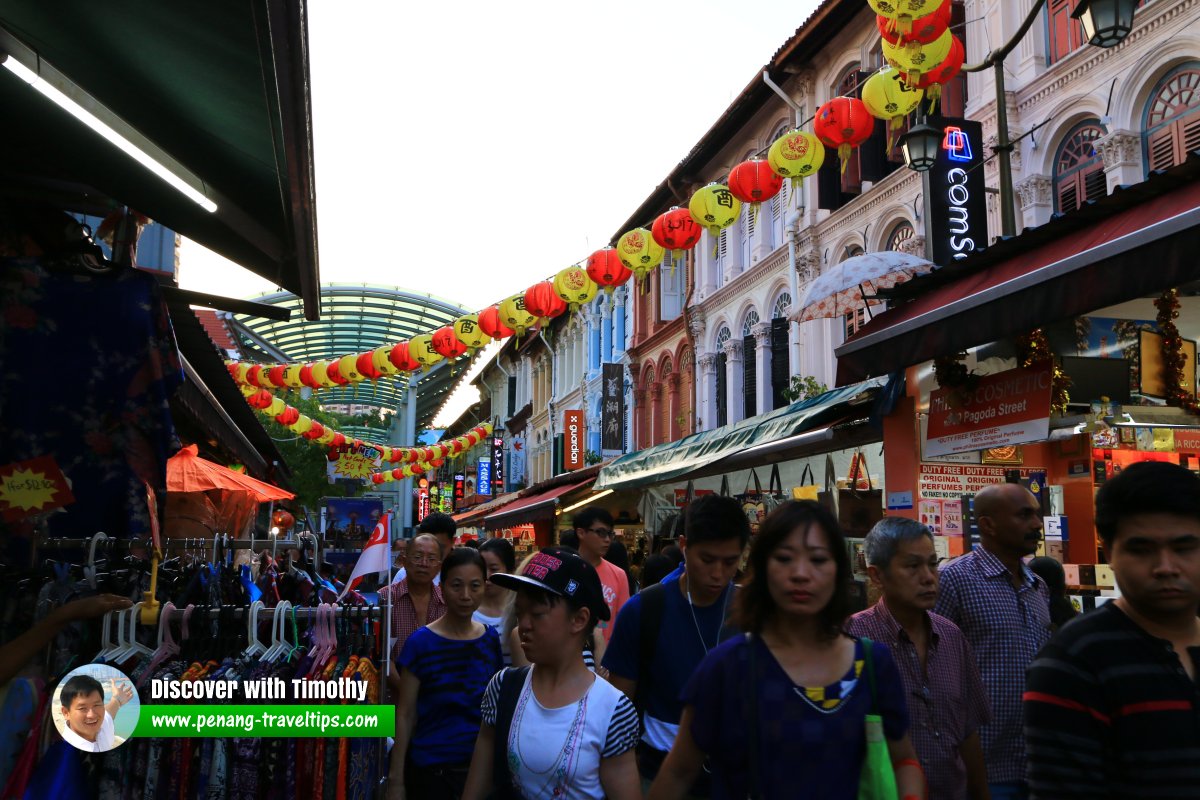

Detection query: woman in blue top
xmin=648 ymin=501 xmax=927 ymax=800
xmin=390 ymin=547 xmax=503 ymax=800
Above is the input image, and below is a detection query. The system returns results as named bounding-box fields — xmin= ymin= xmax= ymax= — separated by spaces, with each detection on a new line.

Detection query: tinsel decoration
xmin=932 ymin=352 xmax=977 ymax=407
xmin=1153 ymin=289 xmax=1200 ymax=415
xmin=1014 ymin=329 xmax=1072 ymax=415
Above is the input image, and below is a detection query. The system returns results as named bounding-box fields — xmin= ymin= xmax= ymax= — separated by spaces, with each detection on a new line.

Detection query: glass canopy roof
xmin=234 ymin=285 xmax=472 ymax=443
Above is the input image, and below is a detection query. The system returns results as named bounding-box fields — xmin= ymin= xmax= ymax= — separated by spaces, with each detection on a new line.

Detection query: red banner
xmin=563 ymin=410 xmax=585 ymax=471
xmin=926 ymin=364 xmax=1053 ymax=457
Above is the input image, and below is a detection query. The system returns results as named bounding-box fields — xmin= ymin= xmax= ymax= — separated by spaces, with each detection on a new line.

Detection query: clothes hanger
xmin=241 ymin=600 xmax=268 ymax=659
xmin=263 ymin=601 xmax=292 ymax=662
xmin=85 ymin=532 xmax=108 ymax=590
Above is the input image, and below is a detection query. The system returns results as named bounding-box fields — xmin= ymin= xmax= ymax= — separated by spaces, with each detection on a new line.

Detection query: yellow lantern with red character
xmin=553 ymin=266 xmax=599 ymax=312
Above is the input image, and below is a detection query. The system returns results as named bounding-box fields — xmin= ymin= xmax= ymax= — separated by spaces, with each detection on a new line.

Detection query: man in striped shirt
xmin=1024 ymin=461 xmax=1200 ymax=798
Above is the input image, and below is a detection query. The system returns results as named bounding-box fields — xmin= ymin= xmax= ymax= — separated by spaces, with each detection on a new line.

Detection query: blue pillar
xmin=614 ymin=297 xmax=626 ymax=355
xmin=590 ymin=320 xmax=602 ymax=371
xmin=601 ymin=304 xmax=613 ymax=363
xmin=588 ymin=430 xmax=602 ymax=455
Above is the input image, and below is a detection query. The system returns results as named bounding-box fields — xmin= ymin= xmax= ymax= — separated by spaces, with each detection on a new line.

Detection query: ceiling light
xmin=1 ymin=49 xmax=217 ymax=212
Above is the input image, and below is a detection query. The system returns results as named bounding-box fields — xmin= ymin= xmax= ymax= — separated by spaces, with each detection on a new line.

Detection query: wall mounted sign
xmin=563 ymin=410 xmax=585 ymax=470
xmin=928 ymin=116 xmax=987 ymax=267
xmin=925 ymin=364 xmax=1052 ymax=457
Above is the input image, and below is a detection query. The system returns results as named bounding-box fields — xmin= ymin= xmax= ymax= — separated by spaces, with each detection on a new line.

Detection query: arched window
xmin=714 ymin=326 xmax=731 ymax=427
xmin=715 ymin=326 xmax=732 ymax=349
xmin=772 ymin=293 xmax=792 ymax=320
xmin=742 ymin=310 xmax=761 ymax=337
xmin=885 ymin=221 xmax=915 ymax=252
xmin=842 ymin=243 xmax=865 ymax=261
xmin=1054 ymin=120 xmax=1107 ymax=212
xmin=1144 ymin=63 xmax=1200 ymax=173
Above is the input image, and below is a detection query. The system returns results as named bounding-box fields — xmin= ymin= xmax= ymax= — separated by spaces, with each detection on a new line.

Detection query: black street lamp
xmin=900 ymin=123 xmax=942 ymax=172
xmin=1072 ymin=0 xmax=1139 ymax=48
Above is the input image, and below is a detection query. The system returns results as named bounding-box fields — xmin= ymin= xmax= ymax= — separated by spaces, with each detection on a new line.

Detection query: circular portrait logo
xmin=53 ymin=664 xmax=139 ymax=752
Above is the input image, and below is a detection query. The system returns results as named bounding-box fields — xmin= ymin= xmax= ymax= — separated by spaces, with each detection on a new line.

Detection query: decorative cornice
xmin=721 ymin=339 xmax=744 ymax=360
xmin=1015 ymin=174 xmax=1053 ymax=209
xmin=686 ymin=306 xmax=706 ymax=338
xmin=698 ymin=352 xmax=720 ymax=372
xmin=752 ymin=322 xmax=773 ymax=345
xmin=626 ymin=315 xmax=686 ymax=360
xmin=701 ymin=241 xmax=790 ymax=311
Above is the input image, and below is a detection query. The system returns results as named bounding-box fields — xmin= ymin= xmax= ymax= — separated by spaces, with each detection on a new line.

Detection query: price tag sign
xmin=0 ymin=456 xmax=74 ymax=521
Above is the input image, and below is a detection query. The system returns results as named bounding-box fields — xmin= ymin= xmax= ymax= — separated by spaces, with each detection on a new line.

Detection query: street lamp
xmin=900 ymin=123 xmax=942 ymax=172
xmin=928 ymin=0 xmax=1141 ymax=239
xmin=1072 ymin=0 xmax=1139 ymax=48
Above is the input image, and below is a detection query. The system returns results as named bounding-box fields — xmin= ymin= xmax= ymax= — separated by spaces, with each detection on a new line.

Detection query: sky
xmin=178 ymin=0 xmax=824 ymax=310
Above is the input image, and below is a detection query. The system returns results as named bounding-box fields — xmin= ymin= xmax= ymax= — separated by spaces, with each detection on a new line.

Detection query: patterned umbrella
xmin=794 ymin=251 xmax=936 ymax=322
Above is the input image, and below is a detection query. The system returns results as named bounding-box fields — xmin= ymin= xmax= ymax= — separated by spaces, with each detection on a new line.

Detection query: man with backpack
xmin=601 ymin=494 xmax=749 ymax=795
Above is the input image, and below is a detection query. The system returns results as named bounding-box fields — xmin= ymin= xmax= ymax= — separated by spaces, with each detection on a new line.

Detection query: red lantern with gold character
xmin=586 ymin=247 xmax=632 ymax=294
xmin=478 ymin=305 xmax=515 ymax=339
xmin=267 ymin=366 xmax=287 ymax=388
xmin=299 ymin=364 xmax=318 ymax=389
xmin=356 ymin=352 xmax=381 ymax=381
xmin=432 ymin=326 xmax=468 ymax=359
xmin=814 ymin=97 xmax=874 ymax=172
xmin=303 ymin=422 xmax=325 ymax=440
xmin=325 ymin=359 xmax=349 ymax=386
xmin=389 ymin=341 xmax=420 ymax=372
xmin=651 ymin=207 xmax=702 ymax=259
xmin=524 ymin=281 xmax=567 ymax=324
xmin=245 ymin=365 xmax=265 ymax=388
xmin=728 ymin=159 xmax=783 ymax=209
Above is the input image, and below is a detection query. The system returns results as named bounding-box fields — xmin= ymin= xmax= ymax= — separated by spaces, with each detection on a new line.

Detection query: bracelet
xmin=894 ymin=758 xmax=922 ymax=771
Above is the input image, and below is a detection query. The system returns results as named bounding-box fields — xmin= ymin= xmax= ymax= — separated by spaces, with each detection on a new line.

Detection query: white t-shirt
xmin=60 ymin=710 xmax=115 ymax=752
xmin=390 ymin=566 xmax=440 ymax=586
xmin=473 ymin=609 xmax=512 ymax=666
xmin=482 ymin=667 xmax=639 ymax=800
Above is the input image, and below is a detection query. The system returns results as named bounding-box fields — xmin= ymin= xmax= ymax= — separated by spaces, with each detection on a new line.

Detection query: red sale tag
xmin=0 ymin=456 xmax=75 ymax=522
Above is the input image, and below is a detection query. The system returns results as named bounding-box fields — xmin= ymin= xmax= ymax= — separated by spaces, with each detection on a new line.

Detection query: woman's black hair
xmin=439 ymin=546 xmax=488 ymax=583
xmin=732 ymin=500 xmax=852 ymax=640
xmin=478 ymin=537 xmax=516 ymax=572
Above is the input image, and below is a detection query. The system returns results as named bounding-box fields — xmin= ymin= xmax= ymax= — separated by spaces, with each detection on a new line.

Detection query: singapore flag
xmin=338 ymin=515 xmax=390 ymax=599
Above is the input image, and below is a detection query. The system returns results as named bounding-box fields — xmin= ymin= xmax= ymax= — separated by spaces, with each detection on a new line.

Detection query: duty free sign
xmin=925 ymin=364 xmax=1053 ymax=457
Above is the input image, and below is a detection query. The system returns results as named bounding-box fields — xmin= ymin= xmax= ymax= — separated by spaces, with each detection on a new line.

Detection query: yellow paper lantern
xmin=317 ymin=429 xmax=337 ymax=445
xmin=868 ymin=0 xmax=943 ymax=34
xmin=234 ymin=363 xmax=253 ymax=385
xmin=338 ymin=353 xmax=366 ymax=383
xmin=454 ymin=314 xmax=491 ymax=352
xmin=310 ymin=360 xmax=332 ymax=388
xmin=861 ymin=66 xmax=925 ymax=150
xmin=688 ymin=183 xmax=742 ymax=239
xmin=499 ymin=294 xmax=538 ymax=337
xmin=553 ymin=266 xmax=599 ymax=311
xmin=408 ymin=334 xmax=442 ymax=369
xmin=282 ymin=364 xmax=305 ymax=389
xmin=370 ymin=345 xmax=399 ymax=376
xmin=290 ymin=415 xmax=313 ymax=435
xmin=616 ymin=228 xmax=665 ymax=284
xmin=239 ymin=383 xmax=258 ymax=398
xmin=882 ymin=28 xmax=952 ymax=83
xmin=767 ymin=129 xmax=826 ymax=194
xmin=267 ymin=396 xmax=287 ymax=416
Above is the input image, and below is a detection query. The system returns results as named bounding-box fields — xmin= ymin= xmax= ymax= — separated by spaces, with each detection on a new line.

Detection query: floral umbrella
xmin=794 ymin=251 xmax=936 ymax=322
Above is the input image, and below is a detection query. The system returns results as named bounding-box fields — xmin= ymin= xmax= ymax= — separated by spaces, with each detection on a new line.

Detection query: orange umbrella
xmin=166 ymin=444 xmax=294 ymax=501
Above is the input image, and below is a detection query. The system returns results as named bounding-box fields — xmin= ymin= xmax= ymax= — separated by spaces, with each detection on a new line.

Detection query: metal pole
xmin=993 ymin=61 xmax=1017 ymax=238
xmin=400 ymin=383 xmax=417 ymax=536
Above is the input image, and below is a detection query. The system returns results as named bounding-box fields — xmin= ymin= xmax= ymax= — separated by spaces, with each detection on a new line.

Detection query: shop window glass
xmin=1143 ymin=62 xmax=1200 ymax=174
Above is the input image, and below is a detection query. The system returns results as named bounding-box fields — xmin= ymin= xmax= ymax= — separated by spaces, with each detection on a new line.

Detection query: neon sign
xmin=942 ymin=126 xmax=973 ymax=162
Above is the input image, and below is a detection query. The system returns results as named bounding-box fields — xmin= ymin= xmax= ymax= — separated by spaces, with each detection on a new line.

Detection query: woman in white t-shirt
xmin=462 ymin=546 xmax=641 ymax=800
xmin=474 ymin=537 xmax=516 ymax=666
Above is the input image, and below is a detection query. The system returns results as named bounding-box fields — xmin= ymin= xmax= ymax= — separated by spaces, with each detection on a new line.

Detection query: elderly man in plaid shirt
xmin=935 ymin=483 xmax=1051 ymax=800
xmin=849 ymin=518 xmax=991 ymax=800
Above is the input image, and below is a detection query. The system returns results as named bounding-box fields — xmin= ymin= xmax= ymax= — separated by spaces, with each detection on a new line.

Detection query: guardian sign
xmin=928 ymin=117 xmax=987 ymax=268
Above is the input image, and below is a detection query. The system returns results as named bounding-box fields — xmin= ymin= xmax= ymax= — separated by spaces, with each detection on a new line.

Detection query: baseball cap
xmin=489 ymin=546 xmax=611 ymax=622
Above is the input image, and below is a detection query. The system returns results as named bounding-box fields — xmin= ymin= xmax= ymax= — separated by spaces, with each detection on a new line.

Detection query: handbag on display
xmin=857 ymin=638 xmax=899 ymax=800
xmin=735 ymin=469 xmax=768 ymax=528
xmin=838 ymin=450 xmax=884 ymax=538
xmin=817 ymin=454 xmax=839 ymax=517
xmin=792 ymin=463 xmax=820 ymax=501
xmin=762 ymin=464 xmax=786 ymax=515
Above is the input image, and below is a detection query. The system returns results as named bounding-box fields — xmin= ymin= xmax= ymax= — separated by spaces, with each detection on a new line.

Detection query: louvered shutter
xmin=716 ymin=352 xmax=728 ymax=427
xmin=860 ymin=118 xmax=889 ymax=183
xmin=1083 ymin=168 xmax=1107 ymax=203
xmin=1058 ymin=180 xmax=1078 ymax=213
xmin=742 ymin=335 xmax=757 ymax=418
xmin=507 ymin=376 xmax=517 ymax=415
xmin=743 ymin=206 xmax=754 ymax=265
xmin=1147 ymin=127 xmax=1177 ymax=172
xmin=771 ymin=318 xmax=790 ymax=409
xmin=818 ymin=155 xmax=843 ymax=211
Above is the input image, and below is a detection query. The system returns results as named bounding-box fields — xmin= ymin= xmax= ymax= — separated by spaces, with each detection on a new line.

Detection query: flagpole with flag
xmin=337 ymin=514 xmax=390 ymax=600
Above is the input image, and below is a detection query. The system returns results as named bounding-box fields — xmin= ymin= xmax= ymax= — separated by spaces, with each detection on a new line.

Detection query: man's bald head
xmin=975 ymin=483 xmax=1033 ymax=517
xmin=975 ymin=483 xmax=1042 ymax=560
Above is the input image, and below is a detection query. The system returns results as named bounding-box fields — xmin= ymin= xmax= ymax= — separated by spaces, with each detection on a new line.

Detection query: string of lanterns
xmin=228 ymin=0 xmax=964 ymax=402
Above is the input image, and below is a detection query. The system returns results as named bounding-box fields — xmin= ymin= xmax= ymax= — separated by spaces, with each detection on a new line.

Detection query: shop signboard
xmin=321 ymin=497 xmax=384 ymax=539
xmin=917 ymin=464 xmax=1043 ymax=500
xmin=928 ymin=117 xmax=987 ymax=268
xmin=477 ymin=458 xmax=493 ymax=496
xmin=417 ymin=479 xmax=430 ymax=522
xmin=563 ymin=410 xmax=585 ymax=470
xmin=925 ymin=364 xmax=1053 ymax=457
xmin=509 ymin=434 xmax=527 ymax=487
xmin=1174 ymin=429 xmax=1200 ymax=452
xmin=453 ymin=473 xmax=465 ymax=509
xmin=601 ymin=363 xmax=626 ymax=452
xmin=327 ymin=441 xmax=382 ymax=482
xmin=491 ymin=436 xmax=505 ymax=491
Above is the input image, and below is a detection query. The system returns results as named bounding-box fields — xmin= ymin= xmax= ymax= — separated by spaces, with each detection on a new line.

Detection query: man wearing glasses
xmin=573 ymin=508 xmax=631 ymax=643
xmin=848 ymin=518 xmax=990 ymax=800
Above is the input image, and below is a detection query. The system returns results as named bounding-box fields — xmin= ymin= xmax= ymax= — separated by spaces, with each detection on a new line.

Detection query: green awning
xmin=594 ymin=379 xmax=886 ymax=492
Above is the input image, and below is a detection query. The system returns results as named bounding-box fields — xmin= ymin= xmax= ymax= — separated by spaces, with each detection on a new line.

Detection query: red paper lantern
xmin=275 ymin=407 xmax=300 ymax=426
xmin=431 ymin=326 xmax=469 ymax=359
xmin=372 ymin=473 xmax=385 ymax=485
xmin=524 ymin=281 xmax=567 ymax=323
xmin=814 ymin=97 xmax=874 ymax=168
xmin=650 ymin=208 xmax=702 ymax=255
xmin=303 ymin=422 xmax=325 ymax=440
xmin=431 ymin=458 xmax=445 ymax=468
xmin=900 ymin=34 xmax=964 ymax=108
xmin=245 ymin=365 xmax=265 ymax=388
xmin=226 ymin=362 xmax=240 ymax=378
xmin=247 ymin=389 xmax=272 ymax=409
xmin=325 ymin=359 xmax=349 ymax=386
xmin=299 ymin=363 xmax=319 ymax=389
xmin=478 ymin=305 xmax=515 ymax=339
xmin=265 ymin=365 xmax=285 ymax=388
xmin=877 ymin=0 xmax=951 ymax=48
xmin=389 ymin=341 xmax=420 ymax=372
xmin=392 ymin=468 xmax=404 ymax=479
xmin=586 ymin=247 xmax=633 ymax=294
xmin=356 ymin=352 xmax=381 ymax=380
xmin=727 ymin=159 xmax=783 ymax=206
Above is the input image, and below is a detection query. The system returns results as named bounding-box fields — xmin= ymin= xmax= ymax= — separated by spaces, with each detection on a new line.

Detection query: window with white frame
xmin=742 ymin=310 xmax=760 ymax=337
xmin=659 ymin=253 xmax=684 ymax=321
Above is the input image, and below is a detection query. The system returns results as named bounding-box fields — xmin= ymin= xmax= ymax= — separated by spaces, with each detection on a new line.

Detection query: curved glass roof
xmin=234 ymin=285 xmax=472 ymax=442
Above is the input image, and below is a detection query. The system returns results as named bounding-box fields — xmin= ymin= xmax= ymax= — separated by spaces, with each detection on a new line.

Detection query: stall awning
xmin=453 ymin=492 xmax=520 ymax=528
xmin=484 ymin=477 xmax=596 ymax=531
xmin=836 ymin=177 xmax=1200 ymax=384
xmin=594 ymin=379 xmax=885 ymax=492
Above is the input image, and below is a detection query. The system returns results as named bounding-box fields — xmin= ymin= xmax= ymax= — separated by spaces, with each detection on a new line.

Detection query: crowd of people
xmin=382 ymin=460 xmax=1200 ymax=800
